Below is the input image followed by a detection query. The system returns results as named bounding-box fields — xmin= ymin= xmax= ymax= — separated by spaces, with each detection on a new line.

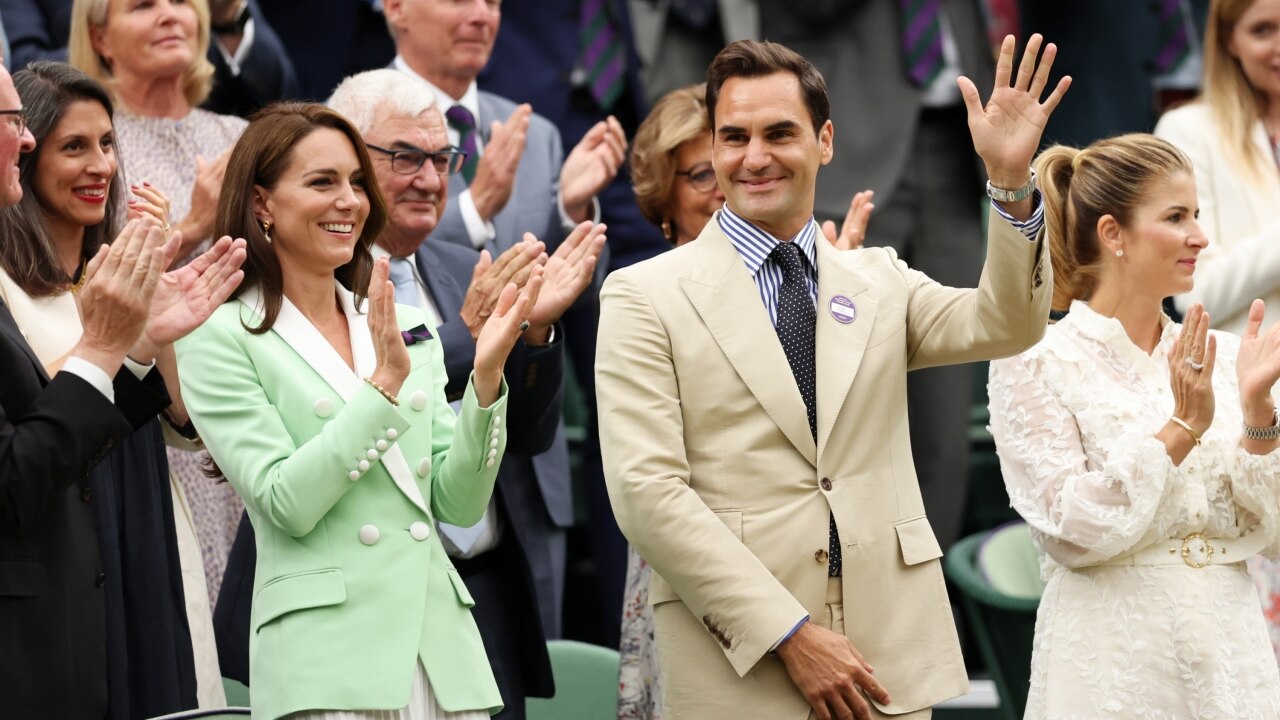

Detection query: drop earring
xmin=261 ymin=220 xmax=273 ymax=243
xmin=661 ymin=218 xmax=673 ymax=242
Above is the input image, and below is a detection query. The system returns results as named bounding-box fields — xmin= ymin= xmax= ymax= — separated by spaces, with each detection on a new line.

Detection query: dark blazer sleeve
xmin=113 ymin=364 xmax=173 ymax=430
xmin=202 ymin=0 xmax=301 ymax=117
xmin=1 ymin=0 xmax=71 ymax=68
xmin=0 ymin=373 xmax=131 ymax=535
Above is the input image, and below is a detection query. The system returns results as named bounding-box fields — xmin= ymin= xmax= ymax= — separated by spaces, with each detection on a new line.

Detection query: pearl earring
xmin=1115 ymin=249 xmax=1124 ymax=257
xmin=261 ymin=220 xmax=272 ymax=244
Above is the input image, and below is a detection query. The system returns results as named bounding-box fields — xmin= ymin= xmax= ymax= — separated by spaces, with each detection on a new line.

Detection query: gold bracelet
xmin=1169 ymin=416 xmax=1201 ymax=446
xmin=364 ymin=377 xmax=399 ymax=406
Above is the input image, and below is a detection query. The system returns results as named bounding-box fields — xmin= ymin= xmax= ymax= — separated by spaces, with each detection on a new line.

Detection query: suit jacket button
xmin=81 ymin=487 xmax=92 ymax=503
xmin=418 ymin=458 xmax=431 ymax=478
xmin=815 ymin=549 xmax=828 ymax=564
xmin=410 ymin=521 xmax=431 ymax=541
xmin=95 ymin=573 xmax=106 ymax=588
xmin=820 ymin=477 xmax=833 ymax=491
xmin=702 ymin=615 xmax=712 ymax=627
xmin=359 ymin=524 xmax=380 ymax=545
xmin=313 ymin=397 xmax=335 ymax=417
xmin=410 ymin=390 xmax=429 ymax=411
xmin=376 ymin=439 xmax=388 ymax=451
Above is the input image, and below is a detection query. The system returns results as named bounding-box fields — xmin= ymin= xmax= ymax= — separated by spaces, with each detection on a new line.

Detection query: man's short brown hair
xmin=705 ymin=40 xmax=830 ymax=136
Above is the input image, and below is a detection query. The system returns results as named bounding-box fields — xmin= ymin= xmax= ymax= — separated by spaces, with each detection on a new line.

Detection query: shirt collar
xmin=717 ymin=205 xmax=819 ymax=276
xmin=393 ymin=55 xmax=480 ymax=123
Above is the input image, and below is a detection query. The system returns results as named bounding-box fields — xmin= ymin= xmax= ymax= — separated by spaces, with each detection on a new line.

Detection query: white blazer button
xmin=417 ymin=458 xmax=431 ymax=478
xmin=386 ymin=428 xmax=399 ymax=440
xmin=376 ymin=439 xmax=388 ymax=451
xmin=493 ymin=415 xmax=501 ymax=426
xmin=410 ymin=391 xmax=428 ymax=411
xmin=313 ymin=397 xmax=334 ymax=417
xmin=366 ymin=448 xmax=379 ymax=460
xmin=490 ymin=438 xmax=499 ymax=448
xmin=348 ymin=470 xmax=360 ymax=481
xmin=358 ymin=460 xmax=370 ymax=472
xmin=359 ymin=524 xmax=380 ymax=545
xmin=486 ymin=458 xmax=495 ymax=468
xmin=409 ymin=522 xmax=431 ymax=541
xmin=487 ymin=448 xmax=498 ymax=459
xmin=491 ymin=429 xmax=500 ymax=439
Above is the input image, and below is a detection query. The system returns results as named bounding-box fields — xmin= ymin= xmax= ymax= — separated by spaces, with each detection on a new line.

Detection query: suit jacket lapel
xmin=239 ymin=284 xmax=431 ymax=516
xmin=0 ymin=300 xmax=49 ymax=383
xmin=416 ymin=247 xmax=465 ymax=323
xmin=682 ymin=220 xmax=816 ymax=465
xmin=339 ymin=290 xmax=430 ymax=515
xmin=814 ymin=241 xmax=878 ymax=457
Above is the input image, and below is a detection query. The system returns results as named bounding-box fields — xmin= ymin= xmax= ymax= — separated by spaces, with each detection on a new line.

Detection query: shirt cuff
xmin=62 ymin=356 xmax=115 ymax=403
xmin=122 ymin=355 xmax=157 ymax=381
xmin=557 ymin=190 xmax=600 ymax=231
xmin=459 ymin=189 xmax=497 ymax=249
xmin=769 ymin=615 xmax=810 ymax=653
xmin=990 ymin=189 xmax=1045 ymax=241
xmin=214 ymin=17 xmax=256 ymax=76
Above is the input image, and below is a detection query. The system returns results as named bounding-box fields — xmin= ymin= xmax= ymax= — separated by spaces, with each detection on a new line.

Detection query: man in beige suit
xmin=597 ymin=37 xmax=1069 ymax=720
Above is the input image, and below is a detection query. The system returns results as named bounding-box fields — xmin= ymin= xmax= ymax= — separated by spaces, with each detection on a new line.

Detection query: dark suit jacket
xmin=0 ymin=302 xmax=168 ymax=720
xmin=760 ymin=0 xmax=994 ymax=222
xmin=256 ymin=0 xmax=395 ymax=101
xmin=0 ymin=0 xmax=298 ymax=117
xmin=1018 ymin=0 xmax=1209 ymax=148
xmin=477 ymin=0 xmax=667 ymax=272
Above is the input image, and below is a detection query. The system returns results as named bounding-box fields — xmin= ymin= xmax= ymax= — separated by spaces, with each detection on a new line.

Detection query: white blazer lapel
xmin=338 ymin=286 xmax=431 ymax=516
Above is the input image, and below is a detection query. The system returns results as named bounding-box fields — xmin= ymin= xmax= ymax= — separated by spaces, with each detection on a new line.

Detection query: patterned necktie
xmin=1153 ymin=0 xmax=1190 ymax=75
xmin=387 ymin=257 xmax=420 ymax=307
xmin=900 ymin=0 xmax=945 ymax=88
xmin=444 ymin=105 xmax=480 ymax=185
xmin=579 ymin=0 xmax=628 ymax=112
xmin=770 ymin=242 xmax=841 ymax=577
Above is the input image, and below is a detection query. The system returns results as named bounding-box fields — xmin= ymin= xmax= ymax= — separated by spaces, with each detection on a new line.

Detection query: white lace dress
xmin=988 ymin=301 xmax=1280 ymax=719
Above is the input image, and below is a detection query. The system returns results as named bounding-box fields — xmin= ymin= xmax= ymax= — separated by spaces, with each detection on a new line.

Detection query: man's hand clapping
xmin=560 ymin=116 xmax=627 ymax=223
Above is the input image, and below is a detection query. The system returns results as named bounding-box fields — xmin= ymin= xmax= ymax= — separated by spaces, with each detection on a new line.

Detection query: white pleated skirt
xmin=283 ymin=660 xmax=489 ymax=720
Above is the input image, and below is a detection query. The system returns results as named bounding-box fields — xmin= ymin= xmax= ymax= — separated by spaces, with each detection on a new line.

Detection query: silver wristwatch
xmin=985 ymin=169 xmax=1037 ymax=203
xmin=1243 ymin=411 xmax=1280 ymax=441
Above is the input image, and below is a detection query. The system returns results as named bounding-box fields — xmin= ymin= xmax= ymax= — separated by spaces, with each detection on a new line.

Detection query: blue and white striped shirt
xmin=718 ymin=197 xmax=1045 ymax=328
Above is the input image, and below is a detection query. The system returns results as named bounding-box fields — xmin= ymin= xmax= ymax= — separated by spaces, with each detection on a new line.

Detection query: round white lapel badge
xmin=829 ymin=295 xmax=857 ymax=324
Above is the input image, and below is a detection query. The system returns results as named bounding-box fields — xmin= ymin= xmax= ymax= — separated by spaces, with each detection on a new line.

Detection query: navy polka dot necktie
xmin=770 ymin=242 xmax=841 ymax=577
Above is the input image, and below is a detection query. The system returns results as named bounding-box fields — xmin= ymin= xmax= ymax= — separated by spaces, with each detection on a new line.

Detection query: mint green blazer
xmin=176 ymin=283 xmax=507 ymax=720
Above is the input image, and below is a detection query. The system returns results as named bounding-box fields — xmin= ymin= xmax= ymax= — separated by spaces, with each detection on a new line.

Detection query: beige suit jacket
xmin=596 ymin=211 xmax=1050 ymax=717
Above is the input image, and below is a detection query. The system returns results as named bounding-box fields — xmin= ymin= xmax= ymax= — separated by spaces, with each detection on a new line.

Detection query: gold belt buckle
xmin=1180 ymin=532 xmax=1215 ymax=568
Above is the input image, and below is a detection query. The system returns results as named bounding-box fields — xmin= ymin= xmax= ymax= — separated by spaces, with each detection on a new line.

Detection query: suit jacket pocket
xmin=0 ymin=559 xmax=44 ymax=597
xmin=894 ymin=515 xmax=943 ymax=566
xmin=446 ymin=566 xmax=476 ymax=608
xmin=648 ymin=509 xmax=743 ymax=606
xmin=253 ymin=568 xmax=346 ymax=632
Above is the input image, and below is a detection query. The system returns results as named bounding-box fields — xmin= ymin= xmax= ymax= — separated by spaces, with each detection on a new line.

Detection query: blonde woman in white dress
xmin=988 ymin=133 xmax=1280 ymax=718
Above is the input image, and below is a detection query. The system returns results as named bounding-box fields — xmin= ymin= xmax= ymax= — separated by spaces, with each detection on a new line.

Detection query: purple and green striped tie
xmin=901 ymin=0 xmax=945 ymax=88
xmin=579 ymin=0 xmax=628 ymax=112
xmin=1153 ymin=0 xmax=1190 ymax=75
xmin=445 ymin=104 xmax=479 ymax=185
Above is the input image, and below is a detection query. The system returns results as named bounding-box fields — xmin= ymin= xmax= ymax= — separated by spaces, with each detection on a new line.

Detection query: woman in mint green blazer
xmin=176 ymin=103 xmax=543 ymax=720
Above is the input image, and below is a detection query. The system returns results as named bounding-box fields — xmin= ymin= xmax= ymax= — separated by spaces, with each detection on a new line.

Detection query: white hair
xmin=327 ymin=69 xmax=438 ymax=135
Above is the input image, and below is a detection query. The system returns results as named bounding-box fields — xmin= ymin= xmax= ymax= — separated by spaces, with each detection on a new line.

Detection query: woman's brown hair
xmin=217 ymin=102 xmax=388 ymax=333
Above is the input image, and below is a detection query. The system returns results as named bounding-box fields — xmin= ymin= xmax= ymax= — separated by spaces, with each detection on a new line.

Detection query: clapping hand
xmin=471 ymin=104 xmax=532 ymax=222
xmin=472 ymin=266 xmax=545 ymax=407
xmin=368 ymin=258 xmax=414 ymax=399
xmin=130 ymin=235 xmax=248 ymax=362
xmin=127 ymin=182 xmax=173 ymax=238
xmin=1235 ymin=300 xmax=1280 ymax=429
xmin=958 ymin=34 xmax=1071 ymax=217
xmin=460 ymin=239 xmax=547 ymax=340
xmin=522 ymin=221 xmax=607 ymax=341
xmin=560 ymin=116 xmax=628 ymax=222
xmin=821 ymin=190 xmax=874 ymax=251
xmin=73 ymin=218 xmax=173 ymax=373
xmin=1167 ymin=303 xmax=1216 ymax=439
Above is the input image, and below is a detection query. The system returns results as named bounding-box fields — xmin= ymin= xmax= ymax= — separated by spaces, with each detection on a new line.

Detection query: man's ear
xmin=818 ymin=119 xmax=834 ymax=166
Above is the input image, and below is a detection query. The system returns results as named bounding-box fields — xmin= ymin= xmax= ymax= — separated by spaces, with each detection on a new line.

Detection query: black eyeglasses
xmin=0 ymin=109 xmax=26 ymax=137
xmin=366 ymin=143 xmax=467 ymax=176
xmin=675 ymin=163 xmax=717 ymax=193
